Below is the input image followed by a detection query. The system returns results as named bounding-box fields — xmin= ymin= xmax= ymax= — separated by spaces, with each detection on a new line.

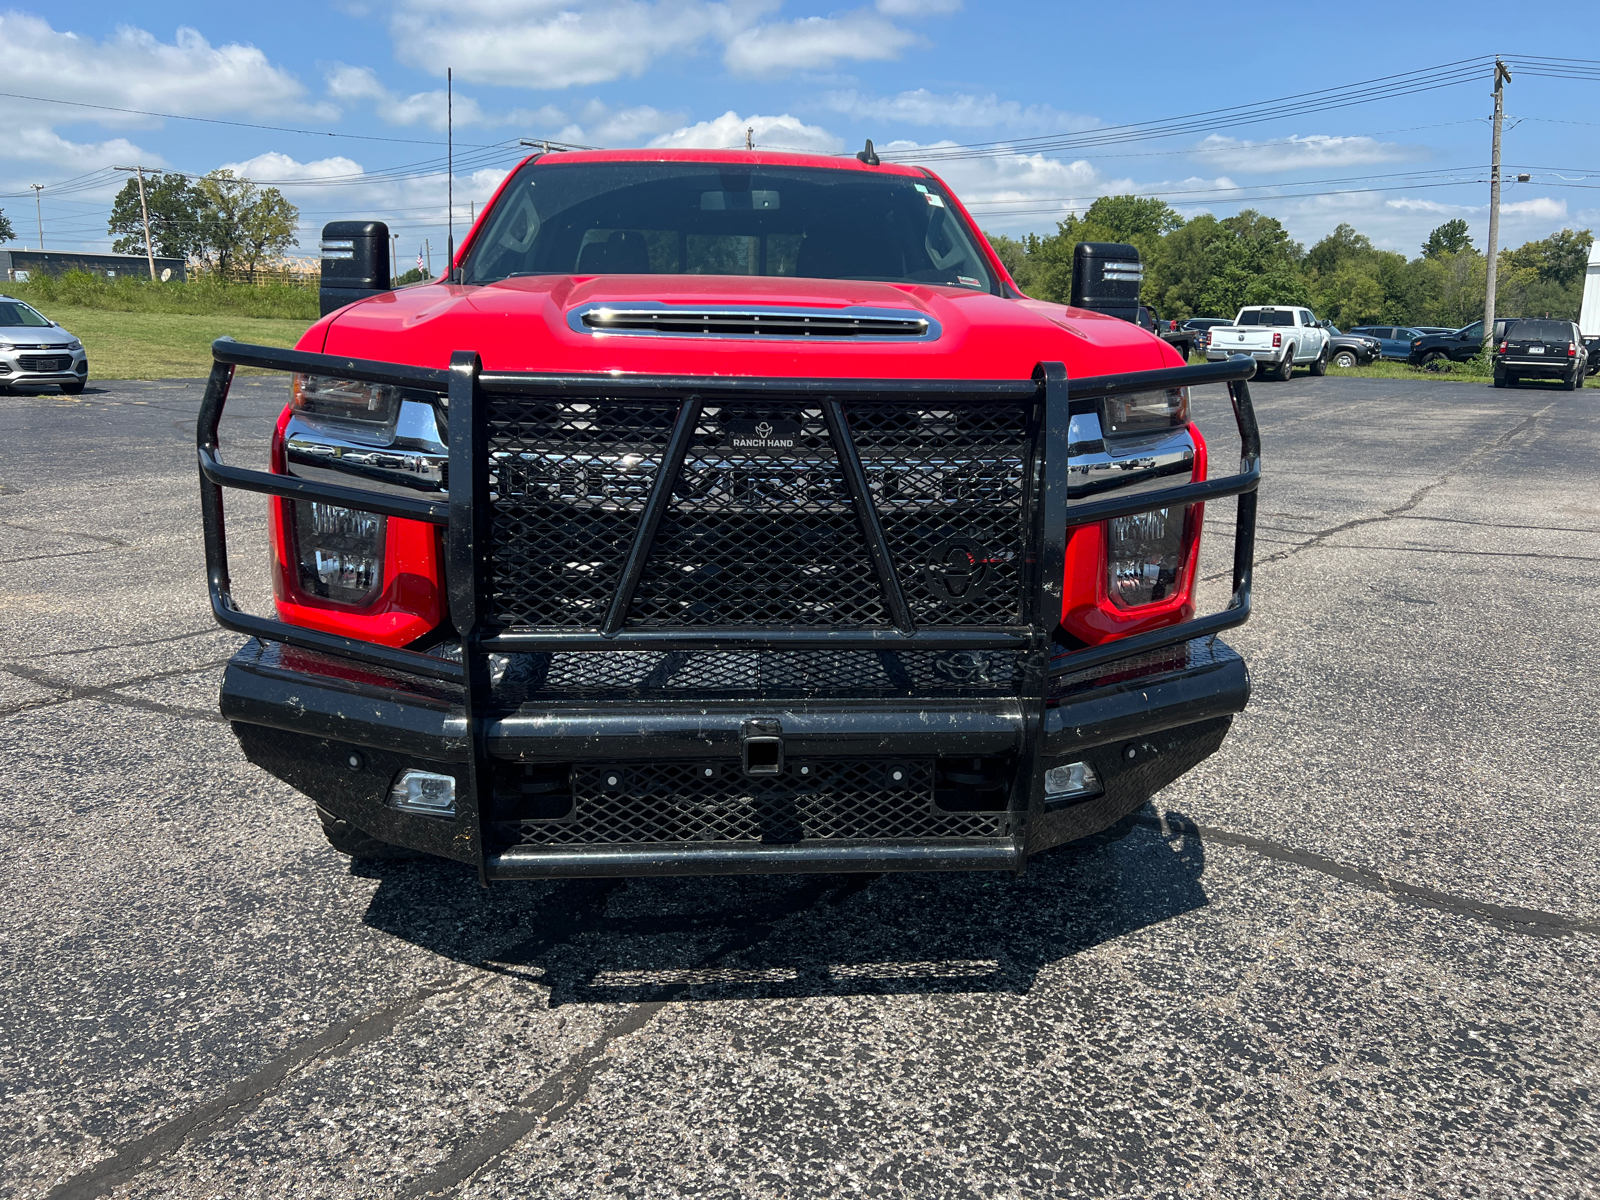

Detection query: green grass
xmin=40 ymin=306 xmax=313 ymax=380
xmin=6 ymin=270 xmax=319 ymax=320
xmin=1191 ymin=354 xmax=1597 ymax=387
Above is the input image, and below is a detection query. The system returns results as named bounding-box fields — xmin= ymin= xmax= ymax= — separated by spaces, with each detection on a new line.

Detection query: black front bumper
xmin=224 ymin=634 xmax=1248 ymax=877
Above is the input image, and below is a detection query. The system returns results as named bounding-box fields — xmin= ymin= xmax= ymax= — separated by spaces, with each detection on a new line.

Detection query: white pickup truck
xmin=1205 ymin=305 xmax=1331 ymax=381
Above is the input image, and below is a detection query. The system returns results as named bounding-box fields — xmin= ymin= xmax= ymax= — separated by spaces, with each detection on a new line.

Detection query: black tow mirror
xmin=1069 ymin=242 xmax=1143 ymax=324
xmin=319 ymin=220 xmax=391 ymax=317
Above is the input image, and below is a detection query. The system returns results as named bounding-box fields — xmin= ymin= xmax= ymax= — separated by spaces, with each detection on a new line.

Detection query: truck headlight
xmin=1107 ymin=505 xmax=1191 ymax=608
xmin=290 ymin=500 xmax=386 ymax=606
xmin=291 ymin=374 xmax=402 ymax=438
xmin=1103 ymin=387 xmax=1189 ymax=436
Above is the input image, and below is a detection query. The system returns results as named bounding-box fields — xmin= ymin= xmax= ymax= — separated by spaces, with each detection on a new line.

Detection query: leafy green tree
xmin=1418 ymin=249 xmax=1486 ymax=327
xmin=1421 ymin=219 xmax=1473 ymax=259
xmin=1316 ymin=262 xmax=1386 ymax=327
xmin=983 ymin=232 xmax=1030 ymax=286
xmin=1304 ymin=223 xmax=1374 ymax=276
xmin=1071 ymin=195 xmax=1184 ymax=243
xmin=194 ymin=170 xmax=300 ymax=278
xmin=1502 ymin=228 xmax=1593 ymax=287
xmin=0 ymin=207 xmax=14 ymax=244
xmin=107 ymin=173 xmax=208 ymax=260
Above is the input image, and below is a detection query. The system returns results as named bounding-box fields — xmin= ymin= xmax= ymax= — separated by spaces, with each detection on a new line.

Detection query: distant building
xmin=1581 ymin=240 xmax=1600 ymax=338
xmin=0 ymin=249 xmax=187 ymax=283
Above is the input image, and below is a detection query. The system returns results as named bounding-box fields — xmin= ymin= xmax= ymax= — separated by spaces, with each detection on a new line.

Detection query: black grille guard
xmin=199 ymin=342 xmax=1259 ymax=874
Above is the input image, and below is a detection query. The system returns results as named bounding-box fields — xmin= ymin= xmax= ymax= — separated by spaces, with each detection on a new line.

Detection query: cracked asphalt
xmin=2 ymin=372 xmax=1598 ymax=1199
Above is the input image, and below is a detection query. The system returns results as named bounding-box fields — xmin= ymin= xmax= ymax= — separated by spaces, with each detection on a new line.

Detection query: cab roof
xmin=535 ymin=147 xmax=932 ymax=179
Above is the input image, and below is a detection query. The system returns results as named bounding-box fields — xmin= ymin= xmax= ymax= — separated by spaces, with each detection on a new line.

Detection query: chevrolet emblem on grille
xmin=924 ymin=538 xmax=990 ymax=602
xmin=728 ymin=418 xmax=801 ymax=453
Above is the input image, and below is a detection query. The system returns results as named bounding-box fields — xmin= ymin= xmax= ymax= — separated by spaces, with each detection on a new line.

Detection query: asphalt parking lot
xmin=3 ymin=370 xmax=1598 ymax=1199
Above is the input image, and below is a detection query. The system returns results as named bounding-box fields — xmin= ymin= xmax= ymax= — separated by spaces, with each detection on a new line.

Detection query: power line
xmin=0 ymin=89 xmax=483 ymax=146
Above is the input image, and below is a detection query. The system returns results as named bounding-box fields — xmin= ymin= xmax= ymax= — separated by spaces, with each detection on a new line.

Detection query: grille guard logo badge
xmin=728 ymin=418 xmax=801 ymax=453
xmin=923 ymin=538 xmax=990 ymax=603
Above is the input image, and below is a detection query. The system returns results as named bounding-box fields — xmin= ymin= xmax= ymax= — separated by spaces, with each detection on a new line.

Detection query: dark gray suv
xmin=1493 ymin=318 xmax=1586 ymax=390
xmin=0 ymin=295 xmax=88 ymax=394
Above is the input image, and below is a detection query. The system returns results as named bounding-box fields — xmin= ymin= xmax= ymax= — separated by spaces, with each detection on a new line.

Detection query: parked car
xmin=1406 ymin=321 xmax=1484 ymax=369
xmin=1204 ymin=306 xmax=1331 ymax=380
xmin=1584 ymin=334 xmax=1600 ymax=376
xmin=0 ymin=294 xmax=88 ymax=394
xmin=1492 ymin=318 xmax=1587 ymax=389
xmin=1180 ymin=317 xmax=1233 ymax=351
xmin=1349 ymin=325 xmax=1425 ymax=361
xmin=1137 ymin=305 xmax=1200 ymax=357
xmin=1320 ymin=324 xmax=1382 ymax=367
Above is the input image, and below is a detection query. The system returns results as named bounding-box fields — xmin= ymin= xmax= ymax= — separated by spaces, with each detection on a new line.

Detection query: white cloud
xmin=724 ymin=11 xmax=918 ymax=77
xmin=823 ymin=88 xmax=1091 ymax=132
xmin=566 ymin=100 xmax=686 ymax=145
xmin=0 ymin=13 xmax=331 ymax=124
xmin=390 ymin=0 xmax=760 ymax=90
xmin=207 ymin=151 xmax=513 ymax=257
xmin=876 ymin=0 xmax=961 ymax=12
xmin=1499 ymin=196 xmax=1567 ymax=220
xmin=1191 ymin=133 xmax=1418 ymax=172
xmin=325 ymin=64 xmax=490 ymax=130
xmin=649 ymin=110 xmax=842 ymax=153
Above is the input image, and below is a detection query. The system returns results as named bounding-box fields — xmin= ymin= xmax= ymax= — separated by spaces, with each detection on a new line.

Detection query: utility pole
xmin=114 ymin=166 xmax=159 ymax=280
xmin=1483 ymin=58 xmax=1511 ymax=342
xmin=425 ymin=238 xmax=432 ymax=277
xmin=390 ymin=233 xmax=399 ymax=281
xmin=745 ymin=126 xmax=754 ymax=151
xmin=29 ymin=184 xmax=43 ymax=249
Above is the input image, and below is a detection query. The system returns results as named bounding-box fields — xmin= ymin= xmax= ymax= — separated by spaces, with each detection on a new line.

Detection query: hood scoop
xmin=569 ymin=302 xmax=939 ymax=342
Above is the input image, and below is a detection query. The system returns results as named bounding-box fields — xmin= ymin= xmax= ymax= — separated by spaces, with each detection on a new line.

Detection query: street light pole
xmin=1483 ymin=58 xmax=1511 ymax=342
xmin=29 ymin=184 xmax=43 ymax=249
xmin=114 ymin=165 xmax=159 ymax=280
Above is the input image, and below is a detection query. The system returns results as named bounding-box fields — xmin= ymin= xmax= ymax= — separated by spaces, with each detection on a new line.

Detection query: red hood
xmin=309 ymin=276 xmax=1177 ymax=381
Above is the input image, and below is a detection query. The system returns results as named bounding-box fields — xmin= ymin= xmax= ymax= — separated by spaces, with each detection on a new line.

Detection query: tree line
xmin=0 ymin=172 xmax=300 ymax=279
xmin=985 ymin=197 xmax=1594 ymax=328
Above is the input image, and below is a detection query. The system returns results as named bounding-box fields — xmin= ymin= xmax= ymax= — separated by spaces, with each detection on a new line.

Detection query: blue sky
xmin=1 ymin=0 xmax=1595 ymax=265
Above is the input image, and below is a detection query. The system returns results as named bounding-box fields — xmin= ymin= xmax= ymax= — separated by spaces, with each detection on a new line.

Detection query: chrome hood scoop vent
xmin=569 ymin=302 xmax=939 ymax=341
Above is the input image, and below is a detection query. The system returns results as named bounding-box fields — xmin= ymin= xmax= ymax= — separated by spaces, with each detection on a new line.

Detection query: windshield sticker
xmin=925 ymin=194 xmax=946 ymax=208
xmin=914 ymin=183 xmax=928 ymax=192
xmin=958 ymin=276 xmax=982 ymax=289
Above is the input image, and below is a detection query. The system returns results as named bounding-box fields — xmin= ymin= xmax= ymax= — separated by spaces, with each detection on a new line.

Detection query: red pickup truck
xmin=198 ymin=148 xmax=1260 ymax=881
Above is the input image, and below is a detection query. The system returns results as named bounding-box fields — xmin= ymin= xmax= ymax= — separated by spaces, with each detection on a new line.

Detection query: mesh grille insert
xmin=626 ymin=402 xmax=889 ymax=626
xmin=487 ymin=398 xmax=677 ymax=627
xmin=483 ymin=392 xmax=1035 ymax=632
xmin=847 ymin=400 xmax=1031 ymax=625
xmin=492 ymin=648 xmax=1023 ymax=702
xmin=494 ymin=759 xmax=1010 ymax=847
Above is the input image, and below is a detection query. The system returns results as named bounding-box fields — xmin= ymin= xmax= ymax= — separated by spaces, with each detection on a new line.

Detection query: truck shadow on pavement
xmin=355 ymin=806 xmax=1209 ymax=1003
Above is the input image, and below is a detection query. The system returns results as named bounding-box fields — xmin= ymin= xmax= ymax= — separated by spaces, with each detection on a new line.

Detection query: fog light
xmin=1107 ymin=506 xmax=1189 ymax=608
xmin=388 ymin=770 xmax=457 ymax=817
xmin=291 ymin=500 xmax=385 ymax=605
xmin=1044 ymin=761 xmax=1102 ymax=799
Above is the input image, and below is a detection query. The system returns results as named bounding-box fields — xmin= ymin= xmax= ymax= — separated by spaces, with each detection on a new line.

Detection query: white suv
xmin=0 ymin=295 xmax=88 ymax=394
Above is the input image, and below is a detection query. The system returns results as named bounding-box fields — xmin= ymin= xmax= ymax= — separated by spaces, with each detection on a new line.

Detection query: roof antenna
xmin=856 ymin=138 xmax=879 ymax=166
xmin=446 ymin=66 xmax=455 ymax=284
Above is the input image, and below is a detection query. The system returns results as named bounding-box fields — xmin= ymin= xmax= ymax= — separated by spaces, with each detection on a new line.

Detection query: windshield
xmin=1506 ymin=319 xmax=1573 ymax=341
xmin=462 ymin=160 xmax=997 ymax=293
xmin=0 ymin=300 xmax=51 ymax=328
xmin=1236 ymin=310 xmax=1294 ymax=327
